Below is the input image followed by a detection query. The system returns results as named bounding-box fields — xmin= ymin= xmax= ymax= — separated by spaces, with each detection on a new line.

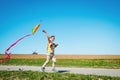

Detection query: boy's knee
xmin=46 ymin=60 xmax=50 ymax=64
xmin=52 ymin=58 xmax=56 ymax=63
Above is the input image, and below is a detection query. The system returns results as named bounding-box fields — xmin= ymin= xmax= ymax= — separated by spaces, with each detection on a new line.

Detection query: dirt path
xmin=0 ymin=65 xmax=120 ymax=77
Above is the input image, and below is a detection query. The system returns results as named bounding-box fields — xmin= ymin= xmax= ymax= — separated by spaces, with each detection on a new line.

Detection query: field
xmin=0 ymin=71 xmax=120 ymax=80
xmin=1 ymin=54 xmax=120 ymax=59
xmin=0 ymin=54 xmax=120 ymax=69
xmin=0 ymin=54 xmax=120 ymax=79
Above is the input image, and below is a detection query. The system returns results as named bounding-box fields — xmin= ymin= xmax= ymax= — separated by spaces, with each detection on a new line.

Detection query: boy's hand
xmin=42 ymin=30 xmax=47 ymax=33
xmin=55 ymin=44 xmax=58 ymax=47
xmin=42 ymin=30 xmax=49 ymax=38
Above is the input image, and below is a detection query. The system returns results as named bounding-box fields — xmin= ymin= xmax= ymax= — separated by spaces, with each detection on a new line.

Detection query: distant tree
xmin=32 ymin=51 xmax=38 ymax=55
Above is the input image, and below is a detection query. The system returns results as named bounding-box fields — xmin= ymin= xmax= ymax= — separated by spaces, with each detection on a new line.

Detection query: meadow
xmin=0 ymin=54 xmax=120 ymax=69
xmin=0 ymin=54 xmax=120 ymax=80
xmin=0 ymin=71 xmax=120 ymax=80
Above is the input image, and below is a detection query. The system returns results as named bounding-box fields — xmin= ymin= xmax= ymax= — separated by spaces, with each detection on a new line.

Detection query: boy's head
xmin=49 ymin=36 xmax=55 ymax=42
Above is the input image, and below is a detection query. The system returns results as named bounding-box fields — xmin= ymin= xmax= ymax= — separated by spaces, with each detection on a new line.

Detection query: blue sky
xmin=0 ymin=0 xmax=120 ymax=54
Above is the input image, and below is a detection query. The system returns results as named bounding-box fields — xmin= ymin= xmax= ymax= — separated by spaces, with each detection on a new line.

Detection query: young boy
xmin=41 ymin=30 xmax=58 ymax=72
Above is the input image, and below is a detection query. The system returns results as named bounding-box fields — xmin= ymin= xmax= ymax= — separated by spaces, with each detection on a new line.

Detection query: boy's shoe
xmin=52 ymin=68 xmax=57 ymax=72
xmin=41 ymin=67 xmax=45 ymax=72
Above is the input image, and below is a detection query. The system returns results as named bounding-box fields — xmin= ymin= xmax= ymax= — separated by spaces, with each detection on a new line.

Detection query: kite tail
xmin=0 ymin=34 xmax=32 ymax=62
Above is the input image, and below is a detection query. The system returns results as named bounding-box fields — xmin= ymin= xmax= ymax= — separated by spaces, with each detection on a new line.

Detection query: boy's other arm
xmin=55 ymin=44 xmax=58 ymax=48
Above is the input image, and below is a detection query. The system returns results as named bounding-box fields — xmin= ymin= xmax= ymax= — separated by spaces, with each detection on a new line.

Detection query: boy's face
xmin=49 ymin=37 xmax=55 ymax=42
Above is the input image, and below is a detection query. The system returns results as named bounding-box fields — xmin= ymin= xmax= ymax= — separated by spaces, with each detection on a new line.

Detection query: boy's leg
xmin=52 ymin=56 xmax=56 ymax=71
xmin=42 ymin=55 xmax=51 ymax=68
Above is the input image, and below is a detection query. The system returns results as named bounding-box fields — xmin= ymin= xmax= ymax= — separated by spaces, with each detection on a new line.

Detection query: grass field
xmin=0 ymin=54 xmax=120 ymax=79
xmin=1 ymin=54 xmax=120 ymax=59
xmin=0 ymin=54 xmax=120 ymax=69
xmin=0 ymin=71 xmax=120 ymax=80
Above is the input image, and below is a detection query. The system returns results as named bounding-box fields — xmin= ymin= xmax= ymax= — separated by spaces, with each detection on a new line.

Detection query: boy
xmin=41 ymin=30 xmax=58 ymax=72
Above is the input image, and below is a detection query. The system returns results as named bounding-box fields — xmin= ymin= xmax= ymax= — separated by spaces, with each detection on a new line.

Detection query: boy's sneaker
xmin=52 ymin=68 xmax=57 ymax=72
xmin=41 ymin=67 xmax=45 ymax=72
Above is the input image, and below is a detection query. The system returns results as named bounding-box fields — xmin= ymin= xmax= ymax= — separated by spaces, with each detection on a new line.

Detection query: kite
xmin=0 ymin=24 xmax=40 ymax=62
xmin=32 ymin=24 xmax=40 ymax=35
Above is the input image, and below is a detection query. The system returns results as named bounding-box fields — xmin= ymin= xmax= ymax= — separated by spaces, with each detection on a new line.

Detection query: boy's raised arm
xmin=42 ymin=30 xmax=49 ymax=38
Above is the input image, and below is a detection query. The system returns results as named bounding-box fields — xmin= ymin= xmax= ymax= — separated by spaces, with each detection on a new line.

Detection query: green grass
xmin=0 ymin=58 xmax=120 ymax=69
xmin=0 ymin=71 xmax=120 ymax=80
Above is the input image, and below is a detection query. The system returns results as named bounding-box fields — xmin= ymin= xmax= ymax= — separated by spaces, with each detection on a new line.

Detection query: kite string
xmin=5 ymin=34 xmax=32 ymax=53
xmin=0 ymin=34 xmax=32 ymax=62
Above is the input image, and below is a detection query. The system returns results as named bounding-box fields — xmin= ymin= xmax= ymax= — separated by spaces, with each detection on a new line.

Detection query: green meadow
xmin=0 ymin=58 xmax=120 ymax=69
xmin=0 ymin=71 xmax=120 ymax=80
xmin=0 ymin=58 xmax=120 ymax=79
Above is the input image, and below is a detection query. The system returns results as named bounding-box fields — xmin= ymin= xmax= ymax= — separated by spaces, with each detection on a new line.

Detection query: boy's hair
xmin=50 ymin=36 xmax=55 ymax=38
xmin=48 ymin=36 xmax=55 ymax=41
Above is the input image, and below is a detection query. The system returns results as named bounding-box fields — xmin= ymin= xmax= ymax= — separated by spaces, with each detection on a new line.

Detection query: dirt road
xmin=0 ymin=65 xmax=120 ymax=77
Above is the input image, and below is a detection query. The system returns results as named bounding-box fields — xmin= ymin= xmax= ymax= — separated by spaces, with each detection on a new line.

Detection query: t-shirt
xmin=47 ymin=42 xmax=55 ymax=53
